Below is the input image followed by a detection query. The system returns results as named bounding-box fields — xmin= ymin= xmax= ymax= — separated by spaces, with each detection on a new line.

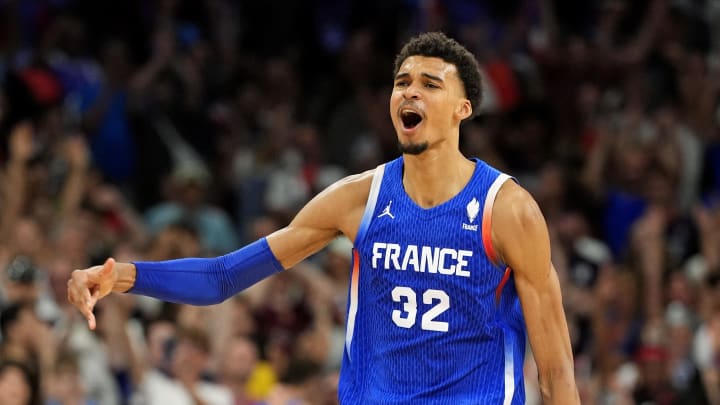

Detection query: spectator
xmin=0 ymin=300 xmax=56 ymax=403
xmin=144 ymin=163 xmax=239 ymax=255
xmin=77 ymin=39 xmax=136 ymax=185
xmin=45 ymin=350 xmax=99 ymax=405
xmin=217 ymin=335 xmax=265 ymax=405
xmin=135 ymin=327 xmax=232 ymax=405
xmin=0 ymin=359 xmax=38 ymax=405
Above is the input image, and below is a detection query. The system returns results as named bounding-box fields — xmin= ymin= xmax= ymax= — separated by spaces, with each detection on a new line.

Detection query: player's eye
xmin=395 ymin=81 xmax=409 ymax=87
xmin=425 ymin=82 xmax=439 ymax=89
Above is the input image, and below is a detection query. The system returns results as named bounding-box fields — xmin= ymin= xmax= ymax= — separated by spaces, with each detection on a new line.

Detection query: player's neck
xmin=402 ymin=148 xmax=475 ymax=209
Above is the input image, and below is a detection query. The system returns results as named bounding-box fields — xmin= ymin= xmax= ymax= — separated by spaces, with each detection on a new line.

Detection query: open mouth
xmin=400 ymin=110 xmax=423 ymax=130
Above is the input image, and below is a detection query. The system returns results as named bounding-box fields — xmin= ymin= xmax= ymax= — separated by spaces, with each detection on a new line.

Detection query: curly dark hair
xmin=393 ymin=32 xmax=482 ymax=118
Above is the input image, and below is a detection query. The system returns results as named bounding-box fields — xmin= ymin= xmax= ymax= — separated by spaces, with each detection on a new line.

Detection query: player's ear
xmin=456 ymin=99 xmax=472 ymax=121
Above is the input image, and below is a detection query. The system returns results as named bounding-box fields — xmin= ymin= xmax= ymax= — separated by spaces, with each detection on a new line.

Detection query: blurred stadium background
xmin=0 ymin=0 xmax=719 ymax=404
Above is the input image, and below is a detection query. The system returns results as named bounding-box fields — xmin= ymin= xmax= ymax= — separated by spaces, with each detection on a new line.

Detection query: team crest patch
xmin=466 ymin=198 xmax=480 ymax=223
xmin=463 ymin=198 xmax=480 ymax=231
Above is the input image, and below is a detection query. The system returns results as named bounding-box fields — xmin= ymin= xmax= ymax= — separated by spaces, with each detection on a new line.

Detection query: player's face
xmin=390 ymin=56 xmax=471 ymax=155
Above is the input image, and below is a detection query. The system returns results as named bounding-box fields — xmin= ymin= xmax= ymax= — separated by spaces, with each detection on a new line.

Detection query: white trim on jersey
xmin=346 ymin=164 xmax=386 ymax=358
xmin=482 ymin=173 xmax=513 ymax=268
xmin=503 ymin=326 xmax=516 ymax=405
xmin=354 ymin=164 xmax=386 ymax=246
xmin=486 ymin=173 xmax=512 ymax=207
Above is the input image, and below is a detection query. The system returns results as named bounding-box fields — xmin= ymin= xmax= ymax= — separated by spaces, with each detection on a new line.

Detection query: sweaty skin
xmin=68 ymin=55 xmax=579 ymax=404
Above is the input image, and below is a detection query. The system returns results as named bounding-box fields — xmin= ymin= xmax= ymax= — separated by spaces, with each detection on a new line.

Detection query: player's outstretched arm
xmin=492 ymin=181 xmax=580 ymax=404
xmin=67 ymin=171 xmax=372 ymax=330
xmin=265 ymin=170 xmax=370 ymax=269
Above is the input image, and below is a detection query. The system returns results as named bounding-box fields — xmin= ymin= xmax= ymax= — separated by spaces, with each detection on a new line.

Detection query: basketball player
xmin=68 ymin=32 xmax=579 ymax=403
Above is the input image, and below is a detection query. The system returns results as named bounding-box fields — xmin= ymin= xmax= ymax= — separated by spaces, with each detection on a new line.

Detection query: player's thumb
xmin=90 ymin=258 xmax=115 ymax=282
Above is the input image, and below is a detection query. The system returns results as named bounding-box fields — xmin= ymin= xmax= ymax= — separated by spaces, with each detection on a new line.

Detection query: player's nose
xmin=402 ymin=83 xmax=421 ymax=100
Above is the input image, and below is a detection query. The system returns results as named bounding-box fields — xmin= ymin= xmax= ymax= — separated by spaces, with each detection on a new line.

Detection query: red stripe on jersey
xmin=495 ymin=267 xmax=512 ymax=304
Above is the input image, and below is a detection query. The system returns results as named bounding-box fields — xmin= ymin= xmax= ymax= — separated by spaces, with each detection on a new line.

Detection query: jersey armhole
xmin=353 ymin=164 xmax=386 ymax=246
xmin=481 ymin=173 xmax=514 ymax=269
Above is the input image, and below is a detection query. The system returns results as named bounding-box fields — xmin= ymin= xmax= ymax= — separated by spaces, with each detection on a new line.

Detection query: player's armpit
xmin=491 ymin=181 xmax=580 ymax=404
xmin=267 ymin=170 xmax=373 ymax=269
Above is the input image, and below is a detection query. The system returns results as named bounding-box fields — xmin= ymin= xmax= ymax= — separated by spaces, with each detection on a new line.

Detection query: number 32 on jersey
xmin=391 ymin=286 xmax=450 ymax=332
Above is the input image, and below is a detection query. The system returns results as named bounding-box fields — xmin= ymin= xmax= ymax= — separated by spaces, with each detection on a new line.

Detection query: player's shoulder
xmin=324 ymin=168 xmax=375 ymax=195
xmin=311 ymin=168 xmax=378 ymax=238
xmin=335 ymin=168 xmax=376 ymax=188
xmin=495 ymin=179 xmax=531 ymax=206
xmin=489 ymin=179 xmax=549 ymax=267
xmin=493 ymin=179 xmax=546 ymax=234
xmin=310 ymin=169 xmax=375 ymax=223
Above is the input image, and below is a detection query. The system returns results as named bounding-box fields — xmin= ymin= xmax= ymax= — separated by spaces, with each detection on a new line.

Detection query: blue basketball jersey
xmin=338 ymin=156 xmax=527 ymax=404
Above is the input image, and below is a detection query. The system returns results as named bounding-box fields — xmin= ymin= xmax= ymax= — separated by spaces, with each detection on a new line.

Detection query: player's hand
xmin=67 ymin=258 xmax=118 ymax=330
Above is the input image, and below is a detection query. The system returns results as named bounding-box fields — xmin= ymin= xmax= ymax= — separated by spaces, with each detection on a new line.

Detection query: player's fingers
xmin=67 ymin=280 xmax=77 ymax=306
xmin=67 ymin=272 xmax=97 ymax=329
xmin=73 ymin=288 xmax=97 ymax=329
xmin=88 ymin=288 xmax=100 ymax=311
xmin=66 ymin=273 xmax=91 ymax=307
xmin=87 ymin=311 xmax=97 ymax=330
xmin=82 ymin=289 xmax=98 ymax=330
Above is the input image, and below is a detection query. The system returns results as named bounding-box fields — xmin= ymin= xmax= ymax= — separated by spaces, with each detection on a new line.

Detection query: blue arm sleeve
xmin=129 ymin=237 xmax=284 ymax=305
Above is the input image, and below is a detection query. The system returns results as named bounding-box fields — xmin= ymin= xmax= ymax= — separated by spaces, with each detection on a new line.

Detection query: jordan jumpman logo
xmin=377 ymin=200 xmax=395 ymax=219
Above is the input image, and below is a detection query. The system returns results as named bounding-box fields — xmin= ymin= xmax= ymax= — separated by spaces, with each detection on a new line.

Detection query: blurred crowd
xmin=0 ymin=0 xmax=719 ymax=404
